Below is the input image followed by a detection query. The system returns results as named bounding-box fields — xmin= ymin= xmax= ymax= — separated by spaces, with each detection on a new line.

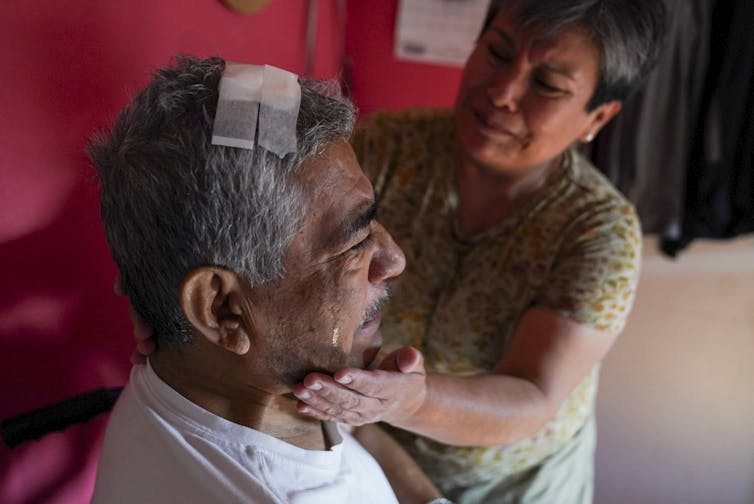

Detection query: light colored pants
xmin=450 ymin=415 xmax=596 ymax=504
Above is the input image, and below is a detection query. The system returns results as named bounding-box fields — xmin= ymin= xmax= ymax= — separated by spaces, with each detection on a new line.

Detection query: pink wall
xmin=0 ymin=1 xmax=344 ymax=502
xmin=0 ymin=1 xmax=464 ymax=502
xmin=346 ymin=0 xmax=462 ymax=115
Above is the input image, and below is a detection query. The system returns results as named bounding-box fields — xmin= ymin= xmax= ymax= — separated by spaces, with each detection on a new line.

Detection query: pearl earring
xmin=585 ymin=133 xmax=595 ymax=143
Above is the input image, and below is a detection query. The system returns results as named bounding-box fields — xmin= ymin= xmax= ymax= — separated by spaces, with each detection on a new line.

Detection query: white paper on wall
xmin=394 ymin=0 xmax=492 ymax=67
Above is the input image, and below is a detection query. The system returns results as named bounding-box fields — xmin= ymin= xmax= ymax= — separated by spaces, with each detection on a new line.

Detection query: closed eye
xmin=536 ymin=79 xmax=565 ymax=94
xmin=487 ymin=45 xmax=511 ymax=63
xmin=348 ymin=233 xmax=374 ymax=253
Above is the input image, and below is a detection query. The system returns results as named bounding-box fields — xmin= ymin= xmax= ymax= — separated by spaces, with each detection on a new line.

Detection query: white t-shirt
xmin=92 ymin=363 xmax=398 ymax=504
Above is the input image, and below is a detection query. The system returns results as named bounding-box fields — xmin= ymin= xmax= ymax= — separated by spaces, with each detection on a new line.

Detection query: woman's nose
xmin=486 ymin=68 xmax=525 ymax=113
xmin=368 ymin=222 xmax=406 ymax=284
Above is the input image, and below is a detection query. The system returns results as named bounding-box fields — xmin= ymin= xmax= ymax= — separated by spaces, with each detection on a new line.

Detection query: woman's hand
xmin=114 ymin=276 xmax=155 ymax=364
xmin=293 ymin=346 xmax=427 ymax=427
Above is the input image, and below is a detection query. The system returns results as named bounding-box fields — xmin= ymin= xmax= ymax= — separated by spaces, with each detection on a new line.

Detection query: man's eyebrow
xmin=334 ymin=200 xmax=378 ymax=248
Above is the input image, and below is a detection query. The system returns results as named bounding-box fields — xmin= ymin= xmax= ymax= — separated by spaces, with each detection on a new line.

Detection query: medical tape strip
xmin=211 ymin=62 xmax=301 ymax=157
xmin=212 ymin=63 xmax=263 ymax=150
xmin=258 ymin=64 xmax=301 ymax=157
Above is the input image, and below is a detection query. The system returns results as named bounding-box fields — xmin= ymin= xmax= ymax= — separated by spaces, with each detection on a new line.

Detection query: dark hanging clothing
xmin=664 ymin=0 xmax=754 ymax=255
xmin=592 ymin=0 xmax=754 ymax=256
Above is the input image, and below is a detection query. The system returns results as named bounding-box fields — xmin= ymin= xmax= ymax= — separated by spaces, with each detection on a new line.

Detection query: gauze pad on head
xmin=212 ymin=63 xmax=263 ymax=150
xmin=211 ymin=62 xmax=301 ymax=157
xmin=258 ymin=65 xmax=301 ymax=157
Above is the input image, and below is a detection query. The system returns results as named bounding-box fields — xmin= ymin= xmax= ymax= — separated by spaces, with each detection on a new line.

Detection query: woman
xmin=293 ymin=0 xmax=666 ymax=501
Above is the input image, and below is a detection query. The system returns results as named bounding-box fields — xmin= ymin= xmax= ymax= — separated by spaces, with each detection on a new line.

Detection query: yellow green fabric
xmin=351 ymin=108 xmax=641 ymax=500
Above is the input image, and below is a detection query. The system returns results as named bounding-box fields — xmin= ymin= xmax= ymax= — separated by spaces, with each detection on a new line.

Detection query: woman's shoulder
xmin=352 ymin=107 xmax=455 ymax=187
xmin=545 ymin=149 xmax=642 ymax=269
xmin=356 ymin=107 xmax=454 ymax=140
xmin=561 ymin=148 xmax=640 ymax=228
xmin=531 ymin=150 xmax=642 ymax=335
xmin=351 ymin=108 xmax=454 ymax=206
xmin=566 ymin=149 xmax=630 ymax=201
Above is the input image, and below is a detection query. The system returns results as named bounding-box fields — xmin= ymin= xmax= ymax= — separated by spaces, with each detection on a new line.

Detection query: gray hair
xmin=482 ymin=0 xmax=667 ymax=110
xmin=88 ymin=56 xmax=356 ymax=346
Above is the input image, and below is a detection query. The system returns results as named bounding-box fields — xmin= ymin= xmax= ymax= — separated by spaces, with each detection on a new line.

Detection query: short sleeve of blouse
xmin=533 ymin=200 xmax=642 ymax=334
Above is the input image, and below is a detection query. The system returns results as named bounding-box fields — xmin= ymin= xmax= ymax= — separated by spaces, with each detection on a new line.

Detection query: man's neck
xmin=149 ymin=345 xmax=329 ymax=451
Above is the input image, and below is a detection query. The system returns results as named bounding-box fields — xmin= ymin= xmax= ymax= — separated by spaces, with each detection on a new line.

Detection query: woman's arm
xmin=294 ymin=306 xmax=617 ymax=446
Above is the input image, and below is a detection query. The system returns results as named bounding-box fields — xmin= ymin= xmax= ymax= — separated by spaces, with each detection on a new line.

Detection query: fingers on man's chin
xmin=296 ymin=403 xmax=322 ymax=418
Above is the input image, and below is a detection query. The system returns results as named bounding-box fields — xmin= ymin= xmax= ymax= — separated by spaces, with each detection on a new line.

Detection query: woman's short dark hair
xmin=481 ymin=0 xmax=667 ymax=110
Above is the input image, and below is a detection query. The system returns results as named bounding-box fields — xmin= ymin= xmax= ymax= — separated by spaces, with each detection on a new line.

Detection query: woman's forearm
xmin=394 ymin=372 xmax=554 ymax=446
xmin=295 ymin=309 xmax=616 ymax=447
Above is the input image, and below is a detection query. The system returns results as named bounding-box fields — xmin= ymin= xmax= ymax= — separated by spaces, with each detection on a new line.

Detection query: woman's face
xmin=454 ymin=9 xmax=620 ymax=174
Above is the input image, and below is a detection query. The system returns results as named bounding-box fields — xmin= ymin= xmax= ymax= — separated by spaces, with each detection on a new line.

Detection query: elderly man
xmin=89 ymin=56 xmax=442 ymax=503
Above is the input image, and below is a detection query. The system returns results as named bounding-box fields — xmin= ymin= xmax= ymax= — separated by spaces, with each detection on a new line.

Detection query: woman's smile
xmin=470 ymin=104 xmax=523 ymax=142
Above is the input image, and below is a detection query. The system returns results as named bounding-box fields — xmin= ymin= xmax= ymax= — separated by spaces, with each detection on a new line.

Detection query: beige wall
xmin=594 ymin=235 xmax=754 ymax=503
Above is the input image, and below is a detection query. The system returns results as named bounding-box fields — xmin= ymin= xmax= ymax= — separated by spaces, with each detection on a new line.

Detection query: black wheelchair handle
xmin=1 ymin=387 xmax=123 ymax=449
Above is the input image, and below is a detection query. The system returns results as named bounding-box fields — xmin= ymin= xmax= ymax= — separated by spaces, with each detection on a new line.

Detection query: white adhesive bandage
xmin=212 ymin=63 xmax=263 ymax=150
xmin=258 ymin=65 xmax=301 ymax=157
xmin=211 ymin=62 xmax=301 ymax=157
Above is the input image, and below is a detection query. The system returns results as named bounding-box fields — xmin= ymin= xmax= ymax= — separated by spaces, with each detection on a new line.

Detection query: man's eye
xmin=349 ymin=234 xmax=373 ymax=252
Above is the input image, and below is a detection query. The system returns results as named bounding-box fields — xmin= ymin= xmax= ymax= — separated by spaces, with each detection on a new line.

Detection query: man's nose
xmin=369 ymin=222 xmax=406 ymax=283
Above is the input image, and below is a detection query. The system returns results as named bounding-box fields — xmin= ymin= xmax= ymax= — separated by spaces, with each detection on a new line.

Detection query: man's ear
xmin=179 ymin=267 xmax=252 ymax=356
xmin=580 ymin=100 xmax=622 ymax=143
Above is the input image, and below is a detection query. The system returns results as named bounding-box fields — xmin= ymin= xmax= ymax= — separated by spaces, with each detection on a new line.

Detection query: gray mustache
xmin=361 ymin=287 xmax=390 ymax=326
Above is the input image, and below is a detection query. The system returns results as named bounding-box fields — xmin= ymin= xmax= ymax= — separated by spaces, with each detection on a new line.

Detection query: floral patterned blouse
xmin=351 ymin=108 xmax=642 ymax=492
